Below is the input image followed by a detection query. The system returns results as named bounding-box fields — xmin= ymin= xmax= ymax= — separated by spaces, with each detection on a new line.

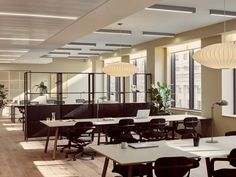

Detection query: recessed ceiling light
xmin=0 ymin=58 xmax=16 ymax=61
xmin=57 ymin=48 xmax=81 ymax=51
xmin=0 ymin=37 xmax=44 ymax=41
xmin=105 ymin=44 xmax=132 ymax=48
xmin=143 ymin=31 xmax=175 ymax=37
xmin=0 ymin=54 xmax=21 ymax=57
xmin=90 ymin=49 xmax=114 ymax=52
xmin=0 ymin=12 xmax=78 ymax=20
xmin=68 ymin=42 xmax=96 ymax=47
xmin=146 ymin=4 xmax=196 ymax=14
xmin=95 ymin=29 xmax=132 ymax=35
xmin=49 ymin=52 xmax=70 ymax=55
xmin=68 ymin=56 xmax=89 ymax=59
xmin=78 ymin=53 xmax=100 ymax=56
xmin=210 ymin=9 xmax=236 ymax=18
xmin=0 ymin=49 xmax=29 ymax=53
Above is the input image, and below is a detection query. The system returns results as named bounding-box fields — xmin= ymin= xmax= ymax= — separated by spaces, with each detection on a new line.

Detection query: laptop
xmin=136 ymin=109 xmax=150 ymax=119
xmin=128 ymin=142 xmax=159 ymax=149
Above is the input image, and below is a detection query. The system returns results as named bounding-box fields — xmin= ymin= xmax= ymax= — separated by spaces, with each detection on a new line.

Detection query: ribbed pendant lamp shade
xmin=102 ymin=62 xmax=138 ymax=77
xmin=193 ymin=43 xmax=236 ymax=69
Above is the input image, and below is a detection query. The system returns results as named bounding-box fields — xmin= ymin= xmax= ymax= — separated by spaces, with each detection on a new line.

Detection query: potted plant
xmin=35 ymin=81 xmax=48 ymax=95
xmin=0 ymin=84 xmax=7 ymax=109
xmin=149 ymin=81 xmax=173 ymax=115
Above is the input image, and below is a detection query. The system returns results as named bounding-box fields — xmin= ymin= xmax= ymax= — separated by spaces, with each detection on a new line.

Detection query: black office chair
xmin=176 ymin=117 xmax=199 ymax=136
xmin=211 ymin=148 xmax=236 ymax=177
xmin=107 ymin=119 xmax=138 ymax=144
xmin=153 ymin=156 xmax=200 ymax=177
xmin=112 ymin=163 xmax=153 ymax=177
xmin=225 ymin=131 xmax=236 ymax=136
xmin=65 ymin=121 xmax=96 ymax=160
xmin=140 ymin=118 xmax=166 ymax=141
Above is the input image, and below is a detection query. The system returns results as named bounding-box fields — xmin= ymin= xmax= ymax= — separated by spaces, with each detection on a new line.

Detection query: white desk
xmin=40 ymin=114 xmax=209 ymax=159
xmin=166 ymin=136 xmax=236 ymax=177
xmin=91 ymin=141 xmax=199 ymax=177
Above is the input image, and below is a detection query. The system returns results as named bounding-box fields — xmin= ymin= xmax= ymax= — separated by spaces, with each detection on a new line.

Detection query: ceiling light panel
xmin=78 ymin=52 xmax=100 ymax=56
xmin=0 ymin=54 xmax=21 ymax=57
xmin=49 ymin=52 xmax=70 ymax=55
xmin=105 ymin=44 xmax=132 ymax=48
xmin=146 ymin=4 xmax=196 ymax=14
xmin=90 ymin=49 xmax=114 ymax=52
xmin=143 ymin=31 xmax=175 ymax=37
xmin=210 ymin=9 xmax=236 ymax=18
xmin=95 ymin=29 xmax=132 ymax=35
xmin=0 ymin=37 xmax=44 ymax=41
xmin=0 ymin=49 xmax=29 ymax=53
xmin=0 ymin=12 xmax=78 ymax=20
xmin=0 ymin=58 xmax=16 ymax=61
xmin=68 ymin=42 xmax=96 ymax=47
xmin=57 ymin=48 xmax=81 ymax=51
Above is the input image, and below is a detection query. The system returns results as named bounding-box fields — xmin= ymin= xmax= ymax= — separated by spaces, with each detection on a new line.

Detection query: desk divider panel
xmin=25 ymin=103 xmax=151 ymax=139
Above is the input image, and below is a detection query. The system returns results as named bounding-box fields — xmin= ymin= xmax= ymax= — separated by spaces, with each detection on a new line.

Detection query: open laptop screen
xmin=136 ymin=109 xmax=150 ymax=119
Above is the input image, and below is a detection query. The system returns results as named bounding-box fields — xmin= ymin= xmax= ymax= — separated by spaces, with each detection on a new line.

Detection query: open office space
xmin=1 ymin=0 xmax=236 ymax=177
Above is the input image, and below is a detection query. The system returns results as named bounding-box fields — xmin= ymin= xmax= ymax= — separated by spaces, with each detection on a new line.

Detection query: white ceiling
xmin=1 ymin=0 xmax=236 ymax=64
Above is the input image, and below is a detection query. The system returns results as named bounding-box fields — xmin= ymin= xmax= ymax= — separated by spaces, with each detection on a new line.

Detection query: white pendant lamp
xmin=193 ymin=43 xmax=236 ymax=69
xmin=103 ymin=62 xmax=138 ymax=77
xmin=102 ymin=23 xmax=138 ymax=77
xmin=193 ymin=0 xmax=236 ymax=69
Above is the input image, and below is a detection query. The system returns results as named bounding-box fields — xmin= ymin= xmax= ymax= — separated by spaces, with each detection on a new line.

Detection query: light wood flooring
xmin=0 ymin=118 xmax=230 ymax=177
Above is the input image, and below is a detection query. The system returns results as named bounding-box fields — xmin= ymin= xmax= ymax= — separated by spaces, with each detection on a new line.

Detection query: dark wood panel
xmin=25 ymin=103 xmax=151 ymax=139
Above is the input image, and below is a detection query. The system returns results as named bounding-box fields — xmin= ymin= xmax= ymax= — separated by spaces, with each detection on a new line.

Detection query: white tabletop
xmin=40 ymin=114 xmax=209 ymax=128
xmin=91 ymin=141 xmax=198 ymax=165
xmin=166 ymin=135 xmax=236 ymax=158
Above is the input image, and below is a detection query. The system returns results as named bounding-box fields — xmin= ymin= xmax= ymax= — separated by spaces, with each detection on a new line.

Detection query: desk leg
xmin=97 ymin=128 xmax=101 ymax=145
xmin=205 ymin=157 xmax=211 ymax=177
xmin=44 ymin=127 xmax=50 ymax=153
xmin=52 ymin=127 xmax=59 ymax=160
xmin=102 ymin=157 xmax=109 ymax=177
xmin=128 ymin=165 xmax=133 ymax=177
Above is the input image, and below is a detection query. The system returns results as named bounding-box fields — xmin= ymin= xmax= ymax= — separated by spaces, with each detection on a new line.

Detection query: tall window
xmin=130 ymin=51 xmax=146 ymax=103
xmin=171 ymin=49 xmax=201 ymax=110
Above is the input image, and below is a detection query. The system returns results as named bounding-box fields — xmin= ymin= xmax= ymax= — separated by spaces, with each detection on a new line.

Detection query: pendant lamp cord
xmin=223 ymin=0 xmax=226 ymax=35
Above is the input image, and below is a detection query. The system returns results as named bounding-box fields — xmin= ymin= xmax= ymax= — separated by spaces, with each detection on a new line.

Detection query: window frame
xmin=171 ymin=48 xmax=201 ymax=110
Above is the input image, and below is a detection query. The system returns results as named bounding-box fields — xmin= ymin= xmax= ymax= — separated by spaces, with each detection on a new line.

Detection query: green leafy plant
xmin=0 ymin=84 xmax=8 ymax=108
xmin=35 ymin=81 xmax=47 ymax=95
xmin=149 ymin=81 xmax=173 ymax=113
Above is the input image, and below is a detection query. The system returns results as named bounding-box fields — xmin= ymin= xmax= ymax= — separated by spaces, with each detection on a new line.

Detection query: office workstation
xmin=1 ymin=0 xmax=236 ymax=177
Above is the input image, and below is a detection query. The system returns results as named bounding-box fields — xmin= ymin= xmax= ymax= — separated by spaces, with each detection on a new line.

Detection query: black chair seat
xmin=213 ymin=169 xmax=236 ymax=177
xmin=225 ymin=131 xmax=236 ymax=136
xmin=112 ymin=163 xmax=153 ymax=177
xmin=154 ymin=156 xmax=200 ymax=177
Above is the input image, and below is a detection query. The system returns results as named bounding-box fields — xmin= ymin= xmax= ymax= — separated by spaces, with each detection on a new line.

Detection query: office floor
xmin=0 ymin=118 xmax=230 ymax=177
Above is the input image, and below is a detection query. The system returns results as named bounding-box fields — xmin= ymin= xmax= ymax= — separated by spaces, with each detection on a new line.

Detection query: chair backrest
xmin=184 ymin=117 xmax=198 ymax=129
xmin=118 ymin=119 xmax=135 ymax=133
xmin=119 ymin=119 xmax=134 ymax=126
xmin=154 ymin=157 xmax=198 ymax=177
xmin=149 ymin=118 xmax=166 ymax=131
xmin=228 ymin=148 xmax=236 ymax=167
xmin=73 ymin=121 xmax=95 ymax=135
xmin=225 ymin=131 xmax=236 ymax=136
